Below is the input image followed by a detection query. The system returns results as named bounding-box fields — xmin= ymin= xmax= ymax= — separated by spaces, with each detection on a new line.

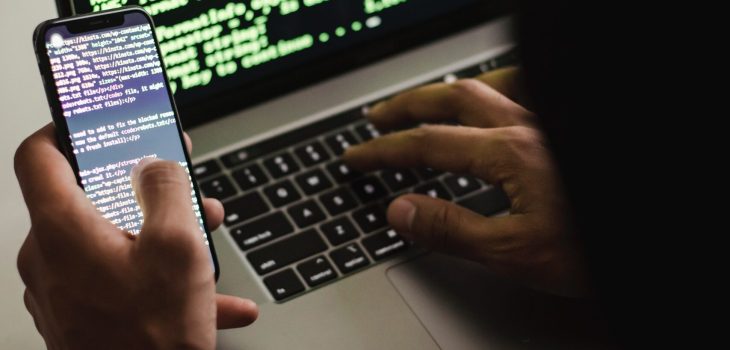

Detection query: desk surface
xmin=0 ymin=2 xmax=56 ymax=348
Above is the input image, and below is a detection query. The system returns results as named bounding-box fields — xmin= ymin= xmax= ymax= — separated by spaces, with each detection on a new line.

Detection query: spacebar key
xmin=247 ymin=230 xmax=327 ymax=275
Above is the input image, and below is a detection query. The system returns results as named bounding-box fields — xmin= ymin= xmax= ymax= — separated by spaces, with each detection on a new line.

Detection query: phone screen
xmin=39 ymin=11 xmax=215 ymax=267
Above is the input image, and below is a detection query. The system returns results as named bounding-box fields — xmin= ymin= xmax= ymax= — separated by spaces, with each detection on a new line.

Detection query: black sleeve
xmin=517 ymin=1 xmax=686 ymax=345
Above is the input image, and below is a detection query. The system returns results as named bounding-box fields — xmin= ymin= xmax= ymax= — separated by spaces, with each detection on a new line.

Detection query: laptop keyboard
xmin=193 ymin=48 xmax=518 ymax=302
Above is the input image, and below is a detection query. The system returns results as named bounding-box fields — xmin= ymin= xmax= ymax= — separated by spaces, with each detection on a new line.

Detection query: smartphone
xmin=33 ymin=7 xmax=219 ymax=279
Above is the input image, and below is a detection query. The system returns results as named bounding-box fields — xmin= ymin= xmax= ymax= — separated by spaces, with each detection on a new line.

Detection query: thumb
xmin=131 ymin=158 xmax=200 ymax=243
xmin=216 ymin=294 xmax=259 ymax=329
xmin=387 ymin=194 xmax=511 ymax=260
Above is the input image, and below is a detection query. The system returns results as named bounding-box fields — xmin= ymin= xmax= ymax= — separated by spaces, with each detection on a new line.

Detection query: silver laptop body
xmin=56 ymin=2 xmax=612 ymax=348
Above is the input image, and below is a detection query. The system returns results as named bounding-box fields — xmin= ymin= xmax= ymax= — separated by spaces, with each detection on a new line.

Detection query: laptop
xmin=54 ymin=1 xmax=606 ymax=349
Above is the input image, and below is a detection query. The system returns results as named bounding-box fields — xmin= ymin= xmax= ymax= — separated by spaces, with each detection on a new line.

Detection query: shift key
xmin=230 ymin=212 xmax=294 ymax=251
xmin=247 ymin=230 xmax=327 ymax=275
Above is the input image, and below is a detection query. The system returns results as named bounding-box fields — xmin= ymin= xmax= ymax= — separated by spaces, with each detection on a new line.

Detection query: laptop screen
xmin=65 ymin=1 xmax=501 ymax=126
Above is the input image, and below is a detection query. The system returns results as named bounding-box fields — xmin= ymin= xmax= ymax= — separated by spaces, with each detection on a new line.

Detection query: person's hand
xmin=15 ymin=124 xmax=258 ymax=349
xmin=343 ymin=68 xmax=590 ymax=297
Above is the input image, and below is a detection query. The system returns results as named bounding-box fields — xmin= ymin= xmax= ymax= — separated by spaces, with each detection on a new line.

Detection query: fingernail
xmin=369 ymin=101 xmax=386 ymax=116
xmin=130 ymin=157 xmax=159 ymax=184
xmin=342 ymin=144 xmax=359 ymax=159
xmin=242 ymin=298 xmax=258 ymax=310
xmin=388 ymin=198 xmax=416 ymax=238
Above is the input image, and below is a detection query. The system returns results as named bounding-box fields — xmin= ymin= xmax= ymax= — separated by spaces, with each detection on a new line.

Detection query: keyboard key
xmin=326 ymin=160 xmax=361 ymax=184
xmin=380 ymin=169 xmax=418 ymax=192
xmin=443 ymin=175 xmax=482 ymax=197
xmin=414 ymin=181 xmax=453 ymax=200
xmin=320 ymin=217 xmax=359 ymax=246
xmin=351 ymin=176 xmax=388 ymax=203
xmin=442 ymin=73 xmax=459 ymax=84
xmin=319 ymin=188 xmax=358 ymax=216
xmin=362 ymin=228 xmax=408 ymax=261
xmin=457 ymin=187 xmax=511 ymax=216
xmin=295 ymin=169 xmax=333 ymax=195
xmin=493 ymin=47 xmax=520 ymax=68
xmin=221 ymin=149 xmax=253 ymax=169
xmin=199 ymin=175 xmax=237 ymax=201
xmin=247 ymin=229 xmax=327 ymax=275
xmin=232 ymin=164 xmax=269 ymax=191
xmin=330 ymin=243 xmax=370 ymax=274
xmin=192 ymin=159 xmax=221 ymax=179
xmin=263 ymin=153 xmax=300 ymax=179
xmin=263 ymin=180 xmax=301 ymax=208
xmin=381 ymin=196 xmax=398 ymax=208
xmin=352 ymin=205 xmax=388 ymax=233
xmin=220 ymin=109 xmax=364 ymax=169
xmin=359 ymin=104 xmax=373 ymax=117
xmin=325 ymin=131 xmax=358 ymax=155
xmin=416 ymin=168 xmax=443 ymax=180
xmin=294 ymin=141 xmax=331 ymax=167
xmin=220 ymin=141 xmax=290 ymax=170
xmin=229 ymin=212 xmax=294 ymax=251
xmin=297 ymin=256 xmax=338 ymax=287
xmin=355 ymin=123 xmax=381 ymax=141
xmin=223 ymin=192 xmax=269 ymax=227
xmin=263 ymin=269 xmax=305 ymax=301
xmin=287 ymin=201 xmax=326 ymax=228
xmin=454 ymin=64 xmax=483 ymax=79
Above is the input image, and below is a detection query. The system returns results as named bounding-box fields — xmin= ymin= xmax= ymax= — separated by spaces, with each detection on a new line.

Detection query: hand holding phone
xmin=16 ymin=8 xmax=258 ymax=348
xmin=34 ymin=7 xmax=219 ymax=274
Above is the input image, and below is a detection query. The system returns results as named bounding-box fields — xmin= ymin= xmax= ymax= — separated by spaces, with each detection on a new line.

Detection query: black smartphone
xmin=33 ymin=7 xmax=219 ymax=279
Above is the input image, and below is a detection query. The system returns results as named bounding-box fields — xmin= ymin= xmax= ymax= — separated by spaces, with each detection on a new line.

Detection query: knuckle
xmin=494 ymin=126 xmax=545 ymax=156
xmin=450 ymin=78 xmax=486 ymax=99
xmin=411 ymin=124 xmax=451 ymax=141
xmin=407 ymin=126 xmax=428 ymax=141
xmin=13 ymin=135 xmax=37 ymax=177
xmin=17 ymin=238 xmax=33 ymax=286
xmin=407 ymin=125 xmax=443 ymax=164
xmin=23 ymin=290 xmax=39 ymax=323
xmin=406 ymin=125 xmax=437 ymax=153
xmin=471 ymin=127 xmax=547 ymax=183
xmin=408 ymin=124 xmax=436 ymax=142
xmin=23 ymin=290 xmax=32 ymax=311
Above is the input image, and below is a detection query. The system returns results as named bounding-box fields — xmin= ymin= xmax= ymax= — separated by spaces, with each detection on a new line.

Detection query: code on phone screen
xmin=44 ymin=13 xmax=206 ymax=239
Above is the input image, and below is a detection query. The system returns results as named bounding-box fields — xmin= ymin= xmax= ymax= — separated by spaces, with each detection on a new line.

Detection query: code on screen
xmin=45 ymin=14 xmax=206 ymax=238
xmin=73 ymin=0 xmax=475 ymax=104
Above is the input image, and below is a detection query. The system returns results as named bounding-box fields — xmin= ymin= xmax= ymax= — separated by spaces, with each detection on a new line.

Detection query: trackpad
xmin=387 ymin=253 xmax=615 ymax=349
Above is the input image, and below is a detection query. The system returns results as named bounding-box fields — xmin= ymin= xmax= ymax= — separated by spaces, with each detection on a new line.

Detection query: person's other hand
xmin=15 ymin=124 xmax=257 ymax=350
xmin=344 ymin=68 xmax=590 ymax=297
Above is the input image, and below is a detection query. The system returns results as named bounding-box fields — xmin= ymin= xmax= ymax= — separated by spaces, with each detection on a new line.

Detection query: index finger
xmin=473 ymin=66 xmax=528 ymax=106
xmin=14 ymin=124 xmax=108 ymax=231
xmin=368 ymin=77 xmax=534 ymax=131
xmin=345 ymin=125 xmax=509 ymax=186
xmin=184 ymin=132 xmax=192 ymax=154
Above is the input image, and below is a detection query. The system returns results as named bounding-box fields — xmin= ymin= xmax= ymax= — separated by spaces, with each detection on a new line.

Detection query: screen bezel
xmin=34 ymin=7 xmax=221 ymax=280
xmin=56 ymin=1 xmax=510 ymax=128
